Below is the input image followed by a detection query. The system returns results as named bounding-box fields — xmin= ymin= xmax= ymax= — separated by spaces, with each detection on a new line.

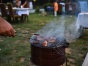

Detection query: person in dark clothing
xmin=21 ymin=0 xmax=29 ymax=8
xmin=16 ymin=0 xmax=29 ymax=8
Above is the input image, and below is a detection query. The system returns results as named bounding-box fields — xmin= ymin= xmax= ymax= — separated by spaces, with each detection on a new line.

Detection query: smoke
xmin=33 ymin=1 xmax=88 ymax=43
xmin=36 ymin=16 xmax=65 ymax=38
xmin=36 ymin=15 xmax=80 ymax=43
xmin=65 ymin=16 xmax=80 ymax=43
xmin=35 ymin=0 xmax=88 ymax=43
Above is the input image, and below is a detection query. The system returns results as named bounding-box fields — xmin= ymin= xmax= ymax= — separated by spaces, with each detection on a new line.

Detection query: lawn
xmin=0 ymin=13 xmax=88 ymax=66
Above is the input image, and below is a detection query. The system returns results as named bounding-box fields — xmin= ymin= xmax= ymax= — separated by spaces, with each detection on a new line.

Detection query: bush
xmin=35 ymin=6 xmax=40 ymax=13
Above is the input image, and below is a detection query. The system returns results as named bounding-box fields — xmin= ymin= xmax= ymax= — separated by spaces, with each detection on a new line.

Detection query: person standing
xmin=54 ymin=0 xmax=58 ymax=17
xmin=62 ymin=5 xmax=65 ymax=15
xmin=29 ymin=1 xmax=33 ymax=9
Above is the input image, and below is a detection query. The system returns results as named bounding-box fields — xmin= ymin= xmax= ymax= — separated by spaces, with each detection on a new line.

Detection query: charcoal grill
xmin=30 ymin=34 xmax=69 ymax=66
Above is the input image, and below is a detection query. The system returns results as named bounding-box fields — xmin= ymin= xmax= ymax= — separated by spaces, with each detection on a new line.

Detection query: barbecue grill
xmin=30 ymin=34 xmax=69 ymax=66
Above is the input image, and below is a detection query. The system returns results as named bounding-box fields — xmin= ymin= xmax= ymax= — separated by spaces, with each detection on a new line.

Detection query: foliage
xmin=35 ymin=6 xmax=40 ymax=13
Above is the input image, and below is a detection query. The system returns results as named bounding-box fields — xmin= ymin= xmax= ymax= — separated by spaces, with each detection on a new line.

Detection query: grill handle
xmin=63 ymin=42 xmax=69 ymax=48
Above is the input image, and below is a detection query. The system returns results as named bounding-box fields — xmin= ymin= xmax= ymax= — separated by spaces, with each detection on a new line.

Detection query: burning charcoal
xmin=42 ymin=41 xmax=48 ymax=47
xmin=48 ymin=37 xmax=56 ymax=42
xmin=30 ymin=34 xmax=69 ymax=48
xmin=33 ymin=34 xmax=43 ymax=41
xmin=37 ymin=36 xmax=43 ymax=40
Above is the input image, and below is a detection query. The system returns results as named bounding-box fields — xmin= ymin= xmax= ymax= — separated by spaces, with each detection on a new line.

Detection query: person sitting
xmin=21 ymin=0 xmax=29 ymax=8
xmin=16 ymin=0 xmax=29 ymax=8
xmin=16 ymin=0 xmax=21 ymax=7
xmin=0 ymin=17 xmax=15 ymax=37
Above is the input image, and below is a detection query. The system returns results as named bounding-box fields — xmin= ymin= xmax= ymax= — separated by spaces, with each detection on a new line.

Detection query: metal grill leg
xmin=66 ymin=57 xmax=67 ymax=66
xmin=61 ymin=57 xmax=67 ymax=66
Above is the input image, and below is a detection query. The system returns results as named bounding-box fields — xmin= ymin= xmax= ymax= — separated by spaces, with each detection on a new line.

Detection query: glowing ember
xmin=42 ymin=41 xmax=48 ymax=46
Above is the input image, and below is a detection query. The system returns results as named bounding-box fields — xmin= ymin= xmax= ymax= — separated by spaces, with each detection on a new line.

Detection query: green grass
xmin=0 ymin=13 xmax=88 ymax=66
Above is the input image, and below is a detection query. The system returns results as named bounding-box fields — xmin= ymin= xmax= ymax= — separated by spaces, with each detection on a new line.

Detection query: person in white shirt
xmin=29 ymin=1 xmax=33 ymax=9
